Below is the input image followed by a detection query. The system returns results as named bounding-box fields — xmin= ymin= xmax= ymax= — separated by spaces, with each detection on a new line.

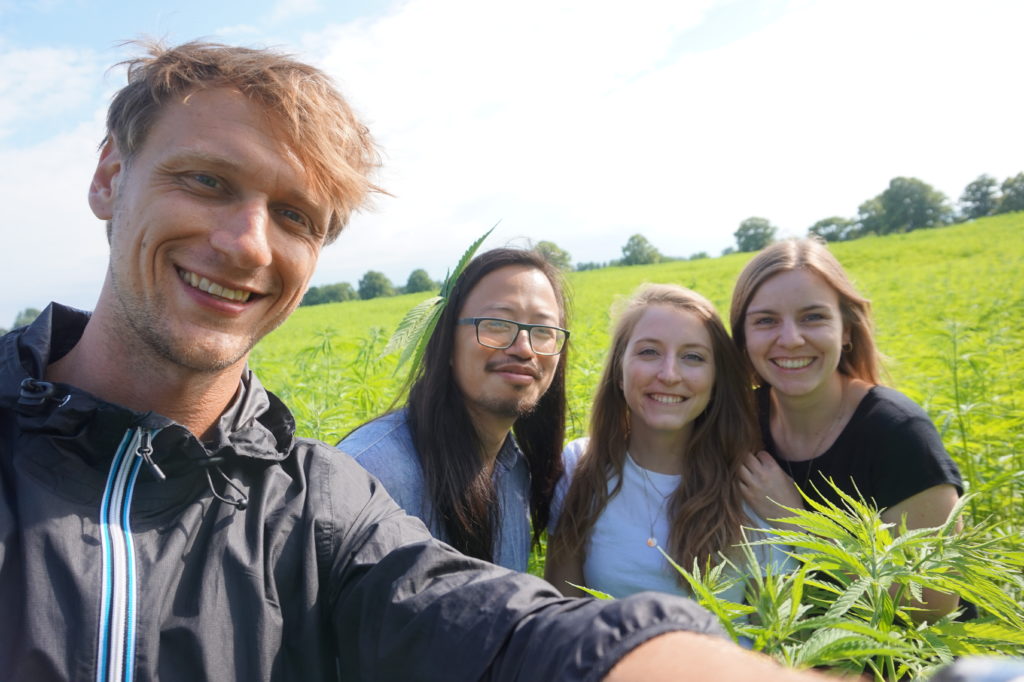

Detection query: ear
xmin=88 ymin=139 xmax=124 ymax=220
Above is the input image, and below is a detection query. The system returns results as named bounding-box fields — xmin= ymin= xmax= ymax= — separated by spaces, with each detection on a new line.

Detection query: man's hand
xmin=738 ymin=451 xmax=804 ymax=527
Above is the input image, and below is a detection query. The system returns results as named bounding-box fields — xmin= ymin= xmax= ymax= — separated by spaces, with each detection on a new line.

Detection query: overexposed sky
xmin=1 ymin=0 xmax=1021 ymax=326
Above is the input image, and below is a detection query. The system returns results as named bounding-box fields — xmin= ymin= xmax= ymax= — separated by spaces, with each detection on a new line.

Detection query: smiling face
xmin=451 ymin=265 xmax=562 ymax=426
xmin=88 ymin=87 xmax=327 ymax=374
xmin=620 ymin=305 xmax=715 ymax=440
xmin=742 ymin=268 xmax=850 ymax=399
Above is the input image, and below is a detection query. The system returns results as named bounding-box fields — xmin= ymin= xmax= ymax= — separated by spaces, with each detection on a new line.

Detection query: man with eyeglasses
xmin=340 ymin=247 xmax=570 ymax=571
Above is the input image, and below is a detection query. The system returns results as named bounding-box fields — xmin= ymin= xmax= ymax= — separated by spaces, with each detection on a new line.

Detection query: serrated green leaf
xmin=567 ymin=582 xmax=614 ymax=600
xmin=381 ymin=295 xmax=443 ymax=359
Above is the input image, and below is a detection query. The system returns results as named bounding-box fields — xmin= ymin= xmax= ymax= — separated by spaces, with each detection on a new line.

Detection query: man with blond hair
xmin=0 ymin=40 xmax=834 ymax=682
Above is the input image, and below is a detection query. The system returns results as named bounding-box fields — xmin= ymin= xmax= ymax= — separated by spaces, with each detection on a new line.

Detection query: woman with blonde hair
xmin=730 ymin=238 xmax=963 ymax=618
xmin=546 ymin=284 xmax=788 ymax=602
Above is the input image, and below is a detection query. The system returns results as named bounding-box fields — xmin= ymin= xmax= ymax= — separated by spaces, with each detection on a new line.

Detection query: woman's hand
xmin=738 ymin=451 xmax=805 ymax=527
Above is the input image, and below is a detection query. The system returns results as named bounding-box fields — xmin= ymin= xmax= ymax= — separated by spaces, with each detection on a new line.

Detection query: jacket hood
xmin=0 ymin=302 xmax=295 ymax=468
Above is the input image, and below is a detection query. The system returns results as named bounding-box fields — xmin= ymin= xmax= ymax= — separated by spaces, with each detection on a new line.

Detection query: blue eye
xmin=193 ymin=174 xmax=219 ymax=188
xmin=278 ymin=208 xmax=307 ymax=225
xmin=682 ymin=352 xmax=705 ymax=363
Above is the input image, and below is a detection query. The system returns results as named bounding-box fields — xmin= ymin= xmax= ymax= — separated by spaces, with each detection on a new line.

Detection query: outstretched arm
xmin=320 ymin=450 xmax=726 ymax=681
xmin=606 ymin=631 xmax=836 ymax=681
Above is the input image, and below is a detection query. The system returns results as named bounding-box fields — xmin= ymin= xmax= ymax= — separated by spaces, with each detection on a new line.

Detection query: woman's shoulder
xmin=561 ymin=437 xmax=591 ymax=477
xmin=855 ymin=385 xmax=934 ymax=427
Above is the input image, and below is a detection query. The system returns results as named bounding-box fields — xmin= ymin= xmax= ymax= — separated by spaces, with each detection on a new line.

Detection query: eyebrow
xmin=478 ymin=305 xmax=560 ymax=324
xmin=161 ymin=149 xmax=325 ymax=218
xmin=633 ymin=337 xmax=711 ymax=351
xmin=745 ymin=303 xmax=831 ymax=317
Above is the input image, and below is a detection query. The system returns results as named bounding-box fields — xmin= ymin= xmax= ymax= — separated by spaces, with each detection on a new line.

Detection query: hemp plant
xmin=670 ymin=482 xmax=1024 ymax=681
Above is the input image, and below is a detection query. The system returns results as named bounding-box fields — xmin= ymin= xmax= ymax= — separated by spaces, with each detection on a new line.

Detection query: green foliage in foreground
xmin=672 ymin=483 xmax=1024 ymax=680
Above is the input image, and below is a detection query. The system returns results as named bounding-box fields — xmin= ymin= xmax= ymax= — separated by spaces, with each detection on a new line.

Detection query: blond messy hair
xmin=104 ymin=39 xmax=382 ymax=243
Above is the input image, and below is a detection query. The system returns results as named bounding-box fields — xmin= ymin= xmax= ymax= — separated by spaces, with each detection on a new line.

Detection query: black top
xmin=758 ymin=385 xmax=963 ymax=512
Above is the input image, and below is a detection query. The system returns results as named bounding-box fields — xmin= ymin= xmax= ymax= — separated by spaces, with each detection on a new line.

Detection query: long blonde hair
xmin=549 ymin=284 xmax=757 ymax=576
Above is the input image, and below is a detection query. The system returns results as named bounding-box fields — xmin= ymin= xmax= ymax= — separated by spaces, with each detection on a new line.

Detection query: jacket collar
xmin=1 ymin=302 xmax=295 ymax=463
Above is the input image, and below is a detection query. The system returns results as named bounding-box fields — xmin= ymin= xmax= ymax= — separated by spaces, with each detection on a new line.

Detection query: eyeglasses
xmin=456 ymin=317 xmax=570 ymax=356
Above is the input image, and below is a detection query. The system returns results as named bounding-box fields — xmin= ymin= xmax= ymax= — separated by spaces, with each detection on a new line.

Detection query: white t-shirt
xmin=550 ymin=437 xmax=793 ymax=604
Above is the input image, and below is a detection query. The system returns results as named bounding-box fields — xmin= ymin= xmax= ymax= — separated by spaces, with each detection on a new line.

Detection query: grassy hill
xmin=256 ymin=213 xmax=1021 ymax=452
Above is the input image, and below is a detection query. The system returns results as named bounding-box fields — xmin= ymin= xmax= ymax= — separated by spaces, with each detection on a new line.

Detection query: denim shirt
xmin=339 ymin=409 xmax=531 ymax=572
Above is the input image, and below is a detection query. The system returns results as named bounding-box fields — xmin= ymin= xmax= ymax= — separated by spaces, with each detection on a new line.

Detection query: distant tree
xmin=856 ymin=197 xmax=886 ymax=236
xmin=721 ymin=246 xmax=736 ymax=256
xmin=620 ymin=234 xmax=662 ymax=266
xmin=997 ymin=172 xmax=1024 ymax=214
xmin=575 ymin=261 xmax=606 ymax=271
xmin=12 ymin=307 xmax=41 ymax=328
xmin=301 ymin=282 xmax=356 ymax=306
xmin=959 ymin=174 xmax=1000 ymax=220
xmin=734 ymin=217 xmax=777 ymax=252
xmin=405 ymin=269 xmax=436 ymax=294
xmin=872 ymin=177 xmax=952 ymax=234
xmin=301 ymin=286 xmax=325 ymax=306
xmin=534 ymin=240 xmax=573 ymax=271
xmin=324 ymin=282 xmax=357 ymax=302
xmin=688 ymin=252 xmax=709 ymax=261
xmin=808 ymin=216 xmax=857 ymax=242
xmin=358 ymin=271 xmax=395 ymax=300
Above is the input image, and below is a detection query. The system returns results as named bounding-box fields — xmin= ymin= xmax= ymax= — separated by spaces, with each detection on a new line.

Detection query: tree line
xmin=303 ymin=169 xmax=1022 ymax=303
xmin=6 ymin=172 xmax=1019 ymax=317
xmin=731 ymin=171 xmax=1024 ymax=253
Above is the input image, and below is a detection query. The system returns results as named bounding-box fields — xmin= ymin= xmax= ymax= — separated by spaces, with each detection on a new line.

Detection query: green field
xmin=255 ymin=214 xmax=1023 ymax=521
xmin=252 ymin=213 xmax=1024 ymax=675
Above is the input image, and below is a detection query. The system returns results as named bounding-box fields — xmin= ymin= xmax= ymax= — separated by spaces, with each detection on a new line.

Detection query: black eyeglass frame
xmin=456 ymin=317 xmax=570 ymax=356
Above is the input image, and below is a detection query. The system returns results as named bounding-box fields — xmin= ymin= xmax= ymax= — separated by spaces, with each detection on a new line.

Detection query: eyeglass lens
xmin=477 ymin=319 xmax=565 ymax=354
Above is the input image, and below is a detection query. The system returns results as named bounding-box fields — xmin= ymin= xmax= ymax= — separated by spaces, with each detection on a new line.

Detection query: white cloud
xmin=0 ymin=46 xmax=103 ymax=140
xmin=295 ymin=0 xmax=1024 ymax=291
xmin=269 ymin=0 xmax=321 ymax=23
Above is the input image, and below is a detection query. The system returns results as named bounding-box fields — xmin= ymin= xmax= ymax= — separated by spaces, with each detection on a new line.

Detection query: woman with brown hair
xmin=730 ymin=238 xmax=963 ymax=619
xmin=546 ymin=284 xmax=789 ymax=601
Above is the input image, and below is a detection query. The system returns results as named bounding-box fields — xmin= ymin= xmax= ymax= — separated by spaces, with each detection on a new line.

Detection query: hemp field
xmin=253 ymin=212 xmax=1024 ymax=674
xmin=255 ymin=214 xmax=1023 ymax=527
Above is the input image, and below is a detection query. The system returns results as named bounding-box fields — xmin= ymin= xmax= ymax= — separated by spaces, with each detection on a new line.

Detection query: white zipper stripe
xmin=96 ymin=430 xmax=133 ymax=682
xmin=95 ymin=428 xmax=149 ymax=682
xmin=122 ymin=459 xmax=143 ymax=681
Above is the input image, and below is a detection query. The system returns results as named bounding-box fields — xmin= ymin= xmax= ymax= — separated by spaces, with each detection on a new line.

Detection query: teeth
xmin=650 ymin=394 xmax=684 ymax=404
xmin=774 ymin=358 xmax=813 ymax=369
xmin=178 ymin=269 xmax=252 ymax=302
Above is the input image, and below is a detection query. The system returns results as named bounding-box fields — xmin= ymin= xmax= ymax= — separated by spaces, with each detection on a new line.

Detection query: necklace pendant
xmin=646 ymin=537 xmax=657 ymax=547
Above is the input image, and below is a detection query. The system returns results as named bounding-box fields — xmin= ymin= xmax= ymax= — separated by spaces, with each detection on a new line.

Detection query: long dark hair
xmin=406 ymin=248 xmax=569 ymax=561
xmin=549 ymin=284 xmax=756 ymax=577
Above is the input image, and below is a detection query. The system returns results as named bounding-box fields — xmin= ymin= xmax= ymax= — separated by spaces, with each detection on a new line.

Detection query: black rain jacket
xmin=0 ymin=303 xmax=722 ymax=681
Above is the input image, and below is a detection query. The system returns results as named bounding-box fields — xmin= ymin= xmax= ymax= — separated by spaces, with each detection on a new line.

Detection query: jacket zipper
xmin=95 ymin=427 xmax=160 ymax=682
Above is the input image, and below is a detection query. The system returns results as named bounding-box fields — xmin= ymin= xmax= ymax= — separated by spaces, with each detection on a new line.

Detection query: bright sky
xmin=1 ymin=0 xmax=1021 ymax=327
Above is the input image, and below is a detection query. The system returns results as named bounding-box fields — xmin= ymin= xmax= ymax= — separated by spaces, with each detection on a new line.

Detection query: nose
xmin=210 ymin=200 xmax=273 ymax=269
xmin=777 ymin=319 xmax=804 ymax=348
xmin=505 ymin=328 xmax=535 ymax=358
xmin=656 ymin=357 xmax=682 ymax=383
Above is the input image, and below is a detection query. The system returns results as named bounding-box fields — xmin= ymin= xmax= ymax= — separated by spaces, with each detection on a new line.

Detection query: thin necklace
xmin=780 ymin=381 xmax=848 ymax=485
xmin=629 ymin=452 xmax=674 ymax=548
